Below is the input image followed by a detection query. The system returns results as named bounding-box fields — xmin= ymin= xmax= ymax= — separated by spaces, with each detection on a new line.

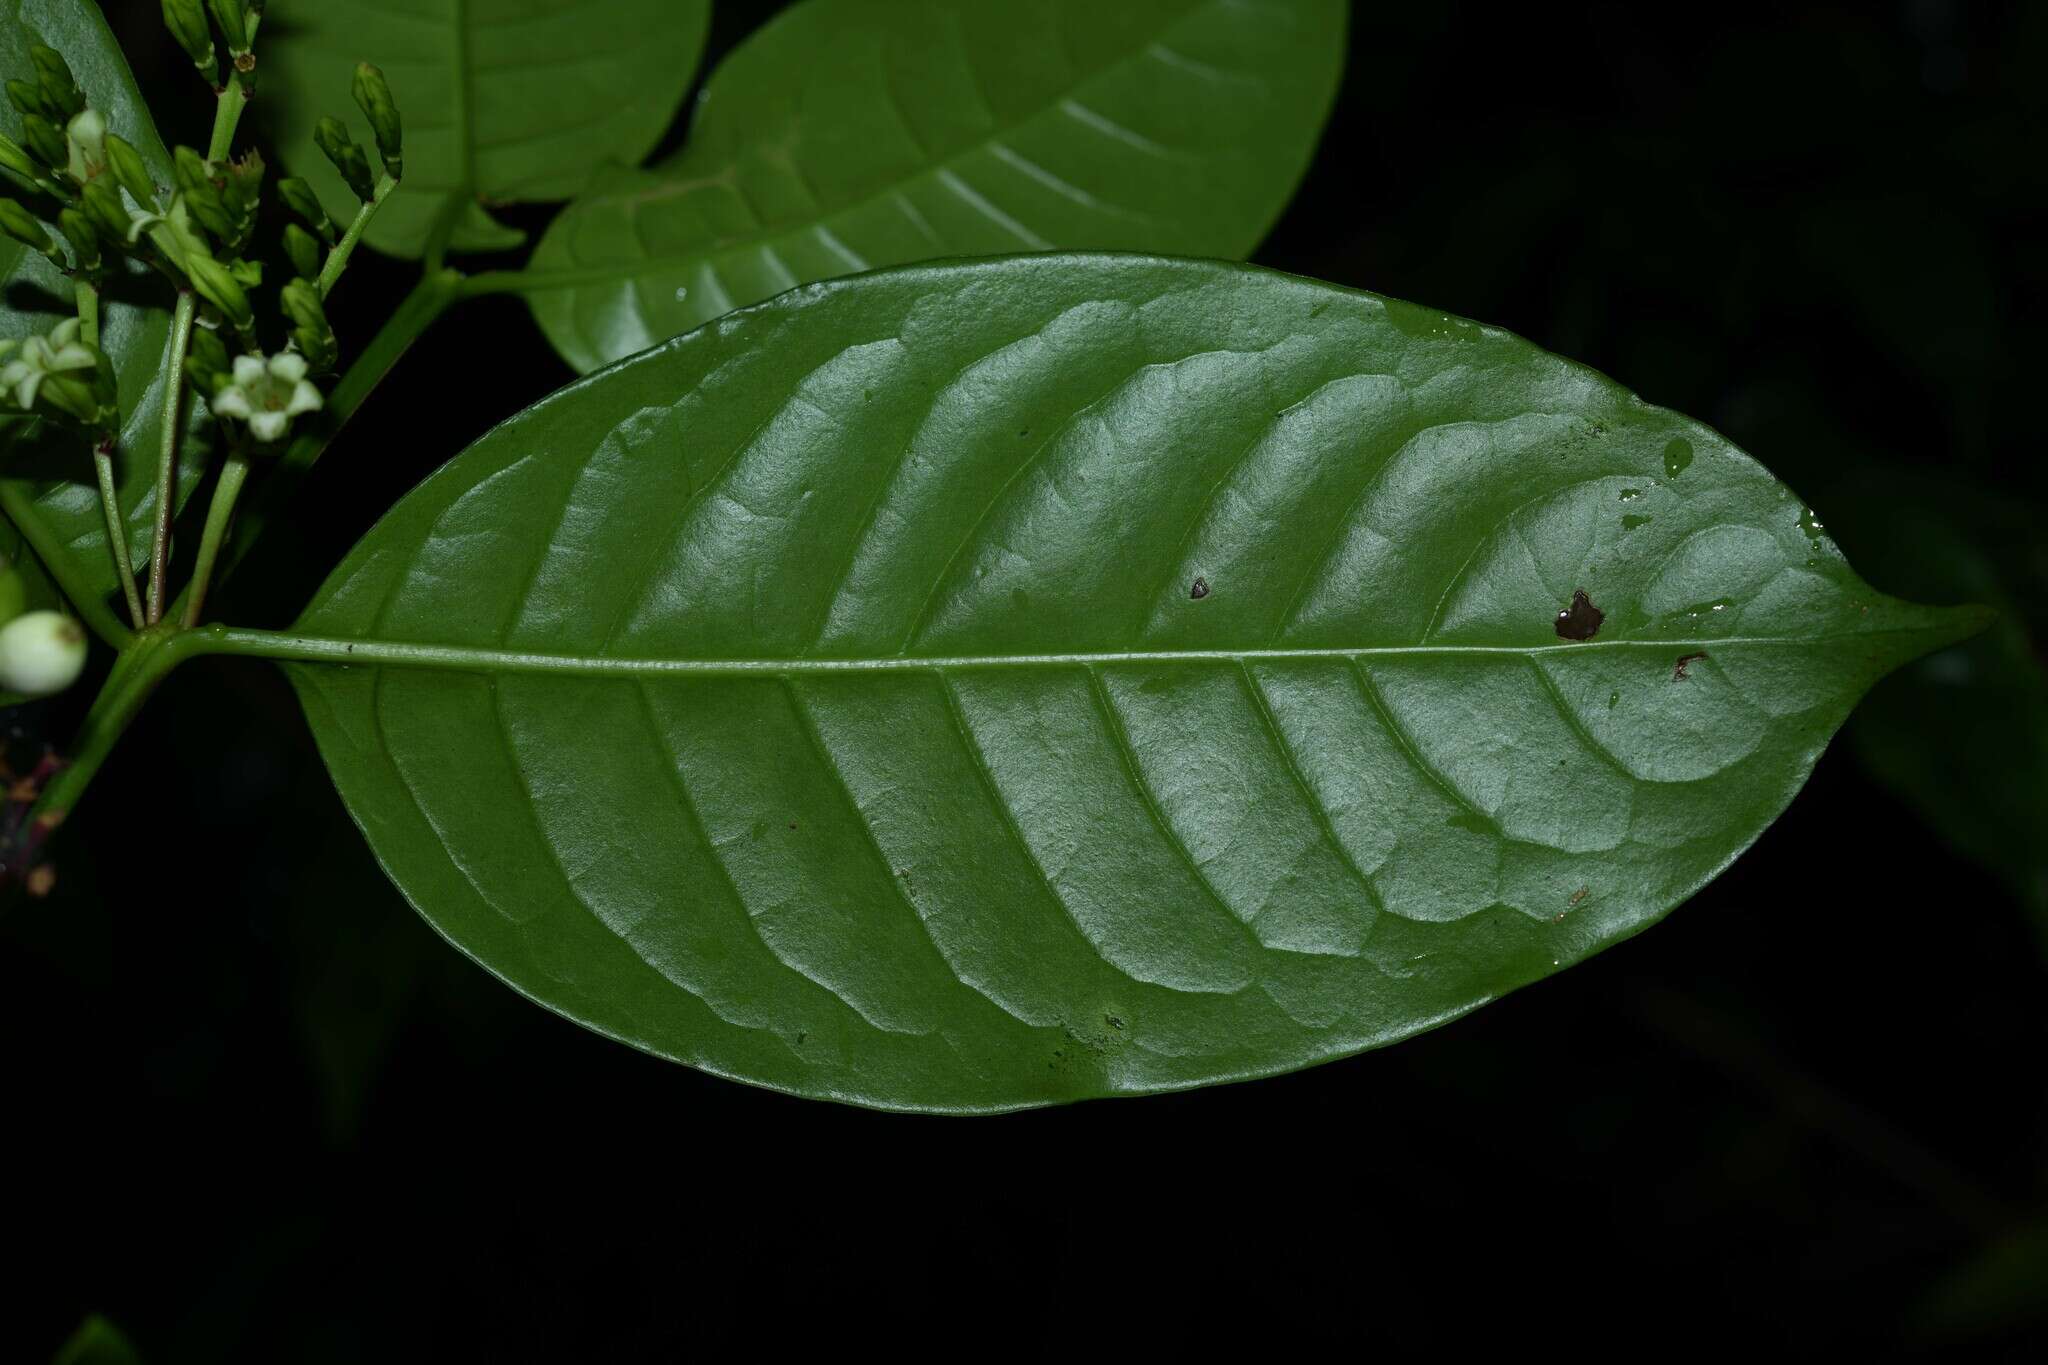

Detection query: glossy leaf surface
xmin=0 ymin=0 xmax=209 ymax=613
xmin=263 ymin=0 xmax=712 ymax=258
xmin=526 ymin=0 xmax=1346 ymax=371
xmin=285 ymin=256 xmax=1977 ymax=1112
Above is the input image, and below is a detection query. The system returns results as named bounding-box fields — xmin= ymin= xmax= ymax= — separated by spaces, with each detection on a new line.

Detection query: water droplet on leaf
xmin=1662 ymin=437 xmax=1694 ymax=478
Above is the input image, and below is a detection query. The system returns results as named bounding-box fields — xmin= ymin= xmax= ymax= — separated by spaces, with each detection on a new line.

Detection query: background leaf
xmin=262 ymin=0 xmax=712 ymax=259
xmin=1821 ymin=468 xmax=2048 ymax=946
xmin=279 ymin=256 xmax=1976 ymax=1113
xmin=0 ymin=0 xmax=210 ymax=617
xmin=524 ymin=0 xmax=1347 ymax=372
xmin=47 ymin=1315 xmax=141 ymax=1365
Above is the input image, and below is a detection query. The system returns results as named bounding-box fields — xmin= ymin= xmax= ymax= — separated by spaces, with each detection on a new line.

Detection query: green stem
xmin=134 ymin=12 xmax=265 ymax=627
xmin=421 ymin=189 xmax=467 ymax=276
xmin=92 ymin=442 xmax=145 ymax=631
xmin=208 ymin=11 xmax=260 ymax=160
xmin=24 ymin=625 xmax=215 ymax=833
xmin=74 ymin=279 xmax=98 ymax=346
xmin=180 ymin=453 xmax=248 ymax=627
xmin=210 ymin=81 xmax=247 ymax=160
xmin=144 ymin=290 xmax=196 ymax=625
xmin=75 ymin=280 xmax=146 ymax=631
xmin=318 ymin=174 xmax=399 ymax=298
xmin=0 ymin=483 xmax=131 ymax=650
xmin=176 ymin=267 xmax=463 ymax=612
xmin=458 ymin=265 xmax=608 ymax=298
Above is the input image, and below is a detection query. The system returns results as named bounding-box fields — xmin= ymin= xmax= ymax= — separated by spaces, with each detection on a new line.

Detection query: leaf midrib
xmin=517 ymin=0 xmax=1222 ymax=291
xmin=218 ymin=628 xmax=1918 ymax=676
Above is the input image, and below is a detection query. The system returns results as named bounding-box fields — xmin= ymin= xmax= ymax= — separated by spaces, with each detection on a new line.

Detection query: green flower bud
xmin=172 ymin=145 xmax=208 ymax=194
xmin=0 ymin=197 xmax=55 ymax=257
xmin=28 ymin=45 xmax=84 ymax=121
xmin=217 ymin=148 xmax=262 ymax=237
xmin=282 ymin=222 xmax=321 ymax=280
xmin=185 ymin=325 xmax=232 ymax=396
xmin=313 ymin=116 xmax=373 ymax=202
xmin=184 ymin=252 xmax=252 ymax=329
xmin=279 ymin=276 xmax=337 ymax=372
xmin=161 ymin=0 xmax=217 ymax=81
xmin=64 ymin=107 xmax=106 ymax=184
xmin=0 ymin=610 xmax=87 ymax=696
xmin=20 ymin=112 xmax=66 ymax=172
xmin=206 ymin=0 xmax=252 ymax=68
xmin=0 ymin=132 xmax=38 ymax=181
xmin=56 ymin=207 xmax=99 ymax=271
xmin=5 ymin=77 xmax=50 ymax=121
xmin=276 ymin=176 xmax=334 ymax=243
xmin=78 ymin=181 xmax=129 ymax=243
xmin=0 ymin=561 xmax=27 ymax=626
xmin=35 ymin=371 xmax=107 ymax=427
xmin=180 ymin=184 xmax=231 ymax=242
xmin=103 ymin=133 xmax=155 ymax=207
xmin=351 ymin=63 xmax=401 ymax=180
xmin=156 ymin=194 xmax=212 ymax=263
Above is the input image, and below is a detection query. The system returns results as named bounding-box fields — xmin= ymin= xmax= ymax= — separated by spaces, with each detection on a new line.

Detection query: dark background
xmin=7 ymin=1 xmax=2046 ymax=1357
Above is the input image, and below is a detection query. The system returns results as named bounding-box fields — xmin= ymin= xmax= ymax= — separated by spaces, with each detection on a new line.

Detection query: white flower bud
xmin=0 ymin=609 xmax=87 ymax=696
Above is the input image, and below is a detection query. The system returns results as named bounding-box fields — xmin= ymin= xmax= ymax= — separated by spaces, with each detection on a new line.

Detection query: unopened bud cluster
xmin=0 ymin=9 xmax=404 ymax=452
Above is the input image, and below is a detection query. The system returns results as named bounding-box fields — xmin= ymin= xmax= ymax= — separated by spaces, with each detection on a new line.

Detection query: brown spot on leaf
xmin=1190 ymin=576 xmax=1210 ymax=600
xmin=1554 ymin=589 xmax=1604 ymax=641
xmin=1569 ymin=886 xmax=1589 ymax=907
xmin=1674 ymin=651 xmax=1709 ymax=681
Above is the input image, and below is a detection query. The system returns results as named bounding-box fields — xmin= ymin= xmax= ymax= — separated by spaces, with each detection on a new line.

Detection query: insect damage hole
xmin=1189 ymin=576 xmax=1211 ymax=600
xmin=1554 ymin=589 xmax=1603 ymax=641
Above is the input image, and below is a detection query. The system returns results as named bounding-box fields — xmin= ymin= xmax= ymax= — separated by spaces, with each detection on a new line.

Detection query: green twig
xmin=318 ymin=173 xmax=399 ymax=299
xmin=140 ymin=27 xmax=263 ymax=626
xmin=180 ymin=452 xmax=248 ymax=627
xmin=91 ymin=440 xmax=145 ymax=631
xmin=144 ymin=290 xmax=196 ymax=624
xmin=457 ymin=265 xmax=608 ymax=298
xmin=207 ymin=11 xmax=260 ymax=160
xmin=421 ymin=189 xmax=466 ymax=277
xmin=75 ymin=280 xmax=146 ymax=630
xmin=23 ymin=625 xmax=215 ymax=832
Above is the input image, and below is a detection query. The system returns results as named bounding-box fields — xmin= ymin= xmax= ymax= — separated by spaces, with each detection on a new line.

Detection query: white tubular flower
xmin=208 ymin=351 xmax=323 ymax=443
xmin=0 ymin=317 xmax=96 ymax=411
xmin=64 ymin=107 xmax=106 ymax=184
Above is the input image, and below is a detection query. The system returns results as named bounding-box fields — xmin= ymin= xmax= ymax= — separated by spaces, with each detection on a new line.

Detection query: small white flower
xmin=209 ymin=350 xmax=323 ymax=443
xmin=0 ymin=318 xmax=97 ymax=411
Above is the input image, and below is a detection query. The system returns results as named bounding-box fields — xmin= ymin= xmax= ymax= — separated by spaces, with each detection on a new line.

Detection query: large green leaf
xmin=262 ymin=0 xmax=712 ymax=259
xmin=525 ymin=0 xmax=1347 ymax=372
xmin=0 ymin=0 xmax=210 ymax=615
xmin=275 ymin=256 xmax=1978 ymax=1112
